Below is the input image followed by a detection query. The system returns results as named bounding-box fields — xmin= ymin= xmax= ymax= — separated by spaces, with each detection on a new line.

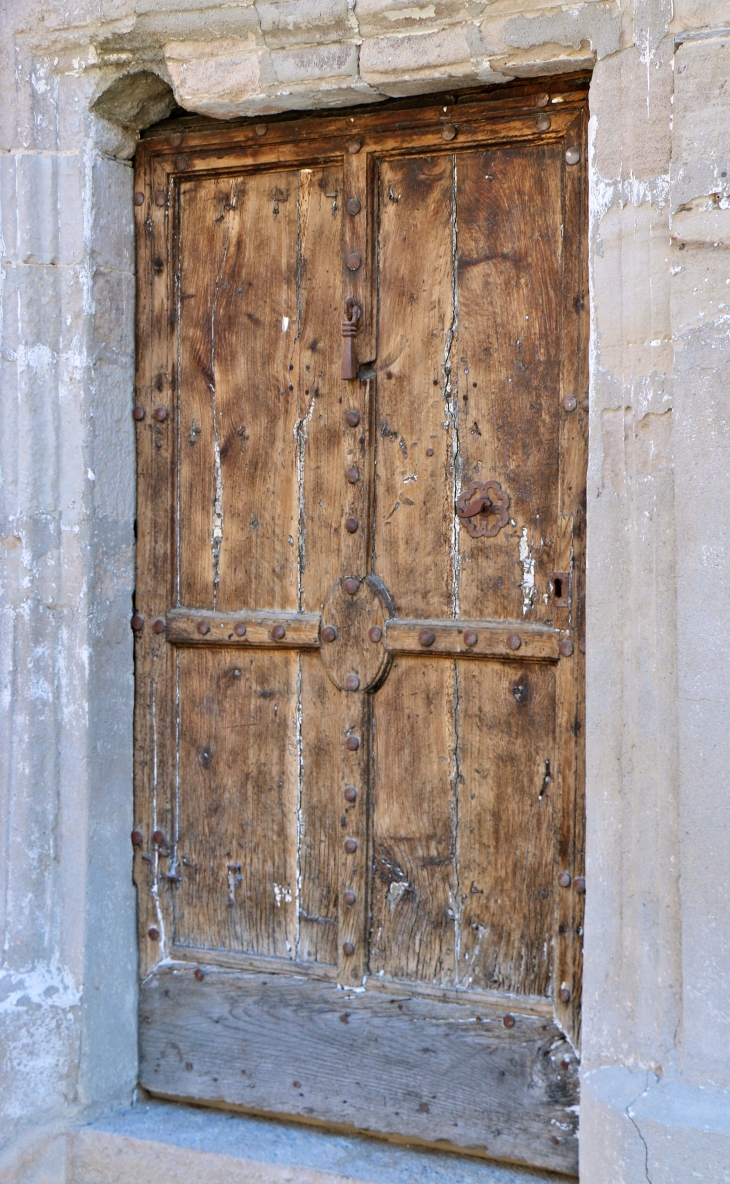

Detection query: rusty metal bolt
xmin=574 ymin=877 xmax=586 ymax=895
xmin=322 ymin=625 xmax=337 ymax=643
xmin=551 ymin=1136 xmax=561 ymax=1146
xmin=559 ymin=638 xmax=574 ymax=657
xmin=345 ymin=465 xmax=360 ymax=483
xmin=255 ymin=124 xmax=267 ymax=136
xmin=132 ymin=614 xmax=145 ymax=632
xmin=565 ymin=146 xmax=581 ymax=166
xmin=134 ymin=191 xmax=145 ymax=206
xmin=536 ymin=114 xmax=551 ymax=132
xmin=558 ymin=871 xmax=572 ymax=888
xmin=148 ymin=927 xmax=160 ymax=941
xmin=197 ymin=619 xmax=210 ymax=635
xmin=154 ymin=191 xmax=167 ymax=207
xmin=344 ymin=838 xmax=358 ymax=854
xmin=347 ymin=139 xmax=362 ymax=154
xmin=343 ymin=890 xmax=356 ymax=906
xmin=345 ymin=673 xmax=360 ymax=691
xmin=426 ymin=447 xmax=434 ymax=456
xmin=152 ymin=829 xmax=166 ymax=845
xmin=463 ymin=630 xmax=478 ymax=648
xmin=441 ymin=124 xmax=457 ymax=141
xmin=152 ymin=618 xmax=166 ymax=634
xmin=563 ymin=395 xmax=577 ymax=412
xmin=132 ymin=405 xmax=146 ymax=421
xmin=194 ymin=967 xmax=205 ymax=981
xmin=345 ymin=517 xmax=359 ymax=533
xmin=343 ymin=578 xmax=359 ymax=595
xmin=368 ymin=625 xmax=382 ymax=643
xmin=419 ymin=629 xmax=436 ymax=648
xmin=169 ymin=133 xmax=182 ymax=148
xmin=345 ymin=409 xmax=360 ymax=427
xmin=344 ymin=786 xmax=357 ymax=802
xmin=346 ymin=197 xmax=361 ymax=216
xmin=342 ymin=941 xmax=356 ymax=955
xmin=153 ymin=406 xmax=168 ymax=422
xmin=175 ymin=155 xmax=188 ymax=171
xmin=506 ymin=633 xmax=521 ymax=651
xmin=503 ymin=1014 xmax=516 ymax=1029
xmin=234 ymin=622 xmax=247 ymax=637
xmin=558 ymin=986 xmax=571 ymax=1003
xmin=272 ymin=624 xmax=286 ymax=640
xmin=536 ymin=92 xmax=550 ymax=107
xmin=346 ymin=252 xmax=362 ymax=272
xmin=579 ymin=638 xmax=586 ymax=654
xmin=131 ymin=829 xmax=143 ymax=846
xmin=346 ymin=735 xmax=360 ymax=751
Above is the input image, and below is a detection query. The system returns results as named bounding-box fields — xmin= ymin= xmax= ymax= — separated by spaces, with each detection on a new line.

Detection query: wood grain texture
xmin=140 ymin=964 xmax=580 ymax=1175
xmin=319 ymin=576 xmax=391 ymax=691
xmin=385 ymin=619 xmax=558 ymax=660
xmin=165 ymin=608 xmax=320 ymax=648
xmin=173 ymin=649 xmax=299 ymax=958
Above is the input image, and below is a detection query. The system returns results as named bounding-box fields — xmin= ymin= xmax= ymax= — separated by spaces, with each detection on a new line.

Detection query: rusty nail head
xmin=559 ymin=987 xmax=571 ymax=1003
xmin=175 ymin=156 xmax=188 ymax=171
xmin=345 ymin=673 xmax=360 ymax=691
xmin=441 ymin=124 xmax=457 ymax=141
xmin=558 ymin=871 xmax=572 ymax=888
xmin=563 ymin=395 xmax=577 ymax=412
xmin=426 ymin=447 xmax=434 ymax=456
xmin=344 ymin=786 xmax=357 ymax=802
xmin=194 ymin=967 xmax=205 ymax=981
xmin=345 ymin=409 xmax=360 ymax=427
xmin=419 ymin=629 xmax=436 ymax=648
xmin=345 ymin=517 xmax=359 ymax=533
xmin=346 ymin=735 xmax=360 ymax=751
xmin=343 ymin=578 xmax=359 ymax=595
xmin=368 ymin=625 xmax=382 ymax=643
xmin=345 ymin=465 xmax=360 ymax=483
xmin=292 ymin=1081 xmax=301 ymax=1089
xmin=152 ymin=618 xmax=166 ymax=634
xmin=131 ymin=829 xmax=143 ymax=846
xmin=197 ymin=619 xmax=210 ymax=635
xmin=255 ymin=124 xmax=267 ymax=136
xmin=153 ymin=406 xmax=168 ymax=422
xmin=134 ymin=191 xmax=145 ymax=206
xmin=234 ymin=622 xmax=247 ymax=637
xmin=148 ymin=927 xmax=160 ymax=941
xmin=347 ymin=139 xmax=362 ymax=154
xmin=581 ymin=396 xmax=590 ymax=411
xmin=463 ymin=630 xmax=478 ymax=648
xmin=536 ymin=92 xmax=550 ymax=107
xmin=506 ymin=633 xmax=521 ymax=651
xmin=342 ymin=941 xmax=355 ymax=955
xmin=346 ymin=197 xmax=361 ymax=216
xmin=343 ymin=890 xmax=356 ymax=906
xmin=272 ymin=624 xmax=286 ymax=640
xmin=154 ymin=191 xmax=166 ymax=207
xmin=132 ymin=405 xmax=145 ymax=421
xmin=322 ymin=625 xmax=337 ymax=643
xmin=152 ymin=829 xmax=166 ymax=845
xmin=536 ymin=114 xmax=551 ymax=132
xmin=503 ymin=1014 xmax=516 ymax=1029
xmin=579 ymin=638 xmax=586 ymax=654
xmin=559 ymin=638 xmax=574 ymax=657
xmin=344 ymin=838 xmax=358 ymax=853
xmin=565 ymin=146 xmax=581 ymax=165
xmin=170 ymin=133 xmax=182 ymax=148
xmin=131 ymin=614 xmax=144 ymax=630
xmin=551 ymin=1136 xmax=561 ymax=1146
xmin=574 ymin=876 xmax=586 ymax=895
xmin=346 ymin=252 xmax=362 ymax=272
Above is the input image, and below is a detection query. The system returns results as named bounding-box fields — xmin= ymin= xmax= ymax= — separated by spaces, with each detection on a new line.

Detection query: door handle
xmin=456 ymin=480 xmax=510 ymax=538
xmin=456 ymin=494 xmax=493 ymax=518
xmin=341 ymin=298 xmax=362 ymax=380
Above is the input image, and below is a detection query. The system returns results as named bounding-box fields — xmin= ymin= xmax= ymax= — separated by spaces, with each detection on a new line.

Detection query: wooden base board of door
xmin=140 ymin=963 xmax=579 ymax=1176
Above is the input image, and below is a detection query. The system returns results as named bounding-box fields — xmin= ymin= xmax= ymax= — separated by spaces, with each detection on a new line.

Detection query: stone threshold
xmin=69 ymin=1100 xmax=575 ymax=1184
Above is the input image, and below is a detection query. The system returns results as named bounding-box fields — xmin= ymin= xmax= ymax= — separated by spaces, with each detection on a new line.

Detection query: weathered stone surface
xmin=503 ymin=0 xmax=620 ymax=60
xmin=591 ymin=41 xmax=673 ymax=180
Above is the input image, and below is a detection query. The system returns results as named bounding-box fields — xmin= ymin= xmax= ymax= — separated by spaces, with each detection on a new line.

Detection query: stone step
xmin=69 ymin=1101 xmax=574 ymax=1184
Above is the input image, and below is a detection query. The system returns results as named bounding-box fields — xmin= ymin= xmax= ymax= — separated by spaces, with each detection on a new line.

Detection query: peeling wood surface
xmin=140 ymin=964 xmax=580 ymax=1176
xmin=135 ymin=85 xmax=587 ymax=1166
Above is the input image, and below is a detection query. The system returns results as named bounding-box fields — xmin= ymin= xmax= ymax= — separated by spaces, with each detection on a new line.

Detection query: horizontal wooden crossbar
xmin=165 ymin=608 xmax=321 ymax=648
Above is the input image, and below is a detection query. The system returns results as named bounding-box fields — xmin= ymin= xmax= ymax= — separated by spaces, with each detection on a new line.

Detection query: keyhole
xmin=554 ymin=577 xmax=563 ymax=599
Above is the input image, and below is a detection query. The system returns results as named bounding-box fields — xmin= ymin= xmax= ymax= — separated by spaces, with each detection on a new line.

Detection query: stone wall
xmin=1 ymin=1 xmax=729 ymax=1181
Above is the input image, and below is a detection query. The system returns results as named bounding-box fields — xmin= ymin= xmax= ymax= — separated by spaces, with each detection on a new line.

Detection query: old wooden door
xmin=133 ymin=77 xmax=587 ymax=1176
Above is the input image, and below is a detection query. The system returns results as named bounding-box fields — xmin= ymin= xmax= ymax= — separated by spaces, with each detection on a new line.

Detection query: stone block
xmin=354 ymin=0 xmax=483 ymax=39
xmin=271 ymin=40 xmax=358 ymax=85
xmin=503 ymin=0 xmax=620 ymax=61
xmin=256 ymin=0 xmax=351 ymax=48
xmin=90 ymin=155 xmax=135 ymax=274
xmin=671 ymin=39 xmax=730 ymax=212
xmin=359 ymin=25 xmax=482 ymax=93
xmin=671 ymin=0 xmax=730 ymax=32
xmin=164 ymin=38 xmax=275 ymax=119
xmin=590 ymin=42 xmax=673 ymax=182
xmin=670 ymin=242 xmax=730 ymax=334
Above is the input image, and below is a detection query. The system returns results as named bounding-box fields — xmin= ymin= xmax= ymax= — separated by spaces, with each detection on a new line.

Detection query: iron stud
xmin=419 ymin=629 xmax=435 ymax=648
xmin=506 ymin=633 xmax=521 ymax=650
xmin=344 ymin=786 xmax=357 ymax=802
xmin=272 ymin=624 xmax=286 ymax=640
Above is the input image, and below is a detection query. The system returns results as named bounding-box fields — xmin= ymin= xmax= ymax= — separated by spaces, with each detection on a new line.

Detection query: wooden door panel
xmin=135 ymin=80 xmax=588 ymax=1175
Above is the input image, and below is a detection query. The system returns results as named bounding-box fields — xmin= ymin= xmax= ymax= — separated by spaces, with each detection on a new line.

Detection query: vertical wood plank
xmin=455 ymin=145 xmax=563 ymax=624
